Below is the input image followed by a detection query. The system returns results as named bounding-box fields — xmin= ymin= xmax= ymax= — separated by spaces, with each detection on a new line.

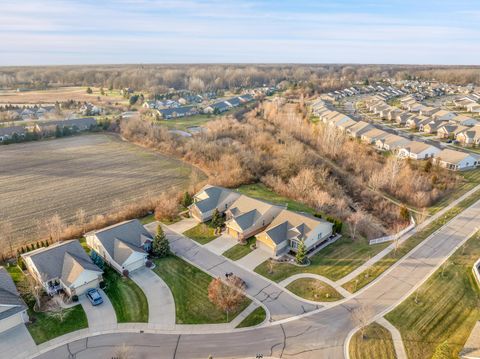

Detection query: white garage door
xmin=74 ymin=278 xmax=100 ymax=296
xmin=0 ymin=313 xmax=24 ymax=334
xmin=125 ymin=258 xmax=145 ymax=273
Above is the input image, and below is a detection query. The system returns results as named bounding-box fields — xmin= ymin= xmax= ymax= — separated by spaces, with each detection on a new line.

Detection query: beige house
xmin=189 ymin=185 xmax=241 ymax=222
xmin=437 ymin=124 xmax=468 ymax=139
xmin=451 ymin=114 xmax=478 ymax=127
xmin=225 ymin=196 xmax=284 ymax=241
xmin=255 ymin=210 xmax=333 ymax=257
xmin=434 ymin=149 xmax=479 ymax=171
xmin=397 ymin=141 xmax=441 ymax=160
xmin=432 ymin=110 xmax=457 ymax=121
xmin=347 ymin=121 xmax=374 ymax=138
xmin=22 ymin=240 xmax=103 ymax=297
xmin=419 ymin=106 xmax=441 ymax=117
xmin=375 ymin=134 xmax=410 ymax=151
xmin=0 ymin=267 xmax=29 ymax=334
xmin=456 ymin=126 xmax=480 ymax=146
xmin=361 ymin=128 xmax=389 ymax=144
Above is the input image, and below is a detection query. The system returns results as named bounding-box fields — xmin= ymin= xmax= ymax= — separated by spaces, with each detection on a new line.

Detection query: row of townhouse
xmin=189 ymin=185 xmax=335 ymax=257
xmin=321 ymin=85 xmax=404 ymax=102
xmin=453 ymin=94 xmax=480 ymax=113
xmin=0 ymin=105 xmax=57 ymax=121
xmin=315 ymin=101 xmax=479 ymax=171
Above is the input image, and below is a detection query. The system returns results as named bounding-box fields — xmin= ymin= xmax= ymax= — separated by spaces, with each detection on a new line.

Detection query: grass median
xmin=286 ymin=278 xmax=343 ymax=302
xmin=349 ymin=322 xmax=396 ymax=359
xmin=236 ymin=307 xmax=267 ymax=328
xmin=342 ymin=188 xmax=480 ymax=293
xmin=385 ymin=232 xmax=480 ymax=359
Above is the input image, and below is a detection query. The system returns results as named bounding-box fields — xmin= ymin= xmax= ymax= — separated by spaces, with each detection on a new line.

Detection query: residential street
xmin=36 ymin=197 xmax=480 ymax=359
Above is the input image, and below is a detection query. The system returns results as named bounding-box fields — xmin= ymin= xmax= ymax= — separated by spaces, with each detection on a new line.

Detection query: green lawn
xmin=255 ymin=236 xmax=388 ymax=282
xmin=236 ymin=307 xmax=267 ymax=328
xmin=286 ymin=278 xmax=343 ymax=302
xmin=6 ymin=265 xmax=88 ymax=344
xmin=183 ymin=222 xmax=219 ymax=244
xmin=139 ymin=213 xmax=156 ymax=224
xmin=223 ymin=237 xmax=256 ymax=261
xmin=342 ymin=188 xmax=480 ymax=293
xmin=102 ymin=267 xmax=148 ymax=323
xmin=349 ymin=322 xmax=397 ymax=359
xmin=156 ymin=114 xmax=215 ymax=130
xmin=153 ymin=255 xmax=250 ymax=324
xmin=385 ymin=232 xmax=480 ymax=359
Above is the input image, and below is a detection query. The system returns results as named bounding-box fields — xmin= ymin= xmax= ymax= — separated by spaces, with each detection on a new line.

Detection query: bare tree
xmin=25 ymin=275 xmax=43 ymax=311
xmin=352 ymin=305 xmax=374 ymax=339
xmin=75 ymin=208 xmax=87 ymax=234
xmin=40 ymin=214 xmax=65 ymax=243
xmin=348 ymin=211 xmax=365 ymax=241
xmin=0 ymin=221 xmax=15 ymax=258
xmin=208 ymin=276 xmax=246 ymax=321
xmin=45 ymin=299 xmax=68 ymax=322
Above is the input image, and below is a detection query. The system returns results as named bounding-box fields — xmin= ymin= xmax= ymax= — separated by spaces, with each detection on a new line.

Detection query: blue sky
xmin=1 ymin=0 xmax=479 ymax=65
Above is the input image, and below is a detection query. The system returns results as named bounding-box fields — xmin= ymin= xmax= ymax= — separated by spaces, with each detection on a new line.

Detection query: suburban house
xmin=255 ymin=210 xmax=333 ymax=257
xmin=394 ymin=112 xmax=411 ymax=126
xmin=156 ymin=106 xmax=198 ymax=120
xmin=0 ymin=126 xmax=26 ymax=142
xmin=224 ymin=196 xmax=284 ymax=241
xmin=22 ymin=240 xmax=103 ymax=297
xmin=86 ymin=220 xmax=153 ymax=274
xmin=451 ymin=114 xmax=478 ymax=127
xmin=419 ymin=106 xmax=441 ymax=117
xmin=466 ymin=102 xmax=480 ymax=113
xmin=456 ymin=126 xmax=480 ymax=146
xmin=397 ymin=141 xmax=441 ymax=160
xmin=432 ymin=110 xmax=457 ymax=121
xmin=387 ymin=109 xmax=402 ymax=121
xmin=329 ymin=114 xmax=354 ymax=128
xmin=203 ymin=101 xmax=231 ymax=114
xmin=189 ymin=185 xmax=241 ymax=222
xmin=0 ymin=267 xmax=28 ymax=334
xmin=421 ymin=121 xmax=446 ymax=134
xmin=337 ymin=118 xmax=358 ymax=132
xmin=437 ymin=124 xmax=468 ymax=139
xmin=375 ymin=134 xmax=410 ymax=151
xmin=434 ymin=149 xmax=479 ymax=171
xmin=38 ymin=118 xmax=97 ymax=134
xmin=346 ymin=121 xmax=374 ymax=138
xmin=361 ymin=128 xmax=389 ymax=144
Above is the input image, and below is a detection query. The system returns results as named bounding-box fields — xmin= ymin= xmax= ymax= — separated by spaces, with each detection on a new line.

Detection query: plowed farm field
xmin=0 ymin=134 xmax=198 ymax=245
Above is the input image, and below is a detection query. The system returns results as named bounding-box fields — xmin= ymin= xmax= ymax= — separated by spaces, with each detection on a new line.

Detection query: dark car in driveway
xmin=86 ymin=288 xmax=103 ymax=306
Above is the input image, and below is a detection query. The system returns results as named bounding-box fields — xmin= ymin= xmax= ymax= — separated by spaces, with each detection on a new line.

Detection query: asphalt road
xmin=35 ymin=198 xmax=480 ymax=359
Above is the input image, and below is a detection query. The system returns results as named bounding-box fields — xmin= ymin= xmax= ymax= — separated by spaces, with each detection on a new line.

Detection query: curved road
xmin=36 ymin=199 xmax=480 ymax=359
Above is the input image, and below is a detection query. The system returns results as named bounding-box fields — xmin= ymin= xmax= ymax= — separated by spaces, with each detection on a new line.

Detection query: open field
xmin=0 ymin=86 xmax=128 ymax=106
xmin=386 ymin=232 xmax=480 ymax=359
xmin=0 ymin=134 xmax=200 ymax=246
xmin=349 ymin=322 xmax=397 ymax=359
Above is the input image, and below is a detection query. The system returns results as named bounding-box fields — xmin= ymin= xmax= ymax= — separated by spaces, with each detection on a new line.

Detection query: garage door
xmin=74 ymin=278 xmax=100 ymax=296
xmin=0 ymin=313 xmax=24 ymax=334
xmin=125 ymin=258 xmax=145 ymax=273
xmin=228 ymin=228 xmax=239 ymax=239
xmin=255 ymin=240 xmax=275 ymax=256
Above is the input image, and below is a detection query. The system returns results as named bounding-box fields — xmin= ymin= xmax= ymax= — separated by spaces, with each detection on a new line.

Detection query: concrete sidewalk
xmin=376 ymin=317 xmax=407 ymax=359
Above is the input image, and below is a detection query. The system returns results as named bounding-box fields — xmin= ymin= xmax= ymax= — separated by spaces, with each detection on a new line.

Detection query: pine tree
xmin=295 ymin=240 xmax=307 ymax=265
xmin=86 ymin=87 xmax=93 ymax=94
xmin=152 ymin=224 xmax=170 ymax=258
xmin=181 ymin=191 xmax=193 ymax=208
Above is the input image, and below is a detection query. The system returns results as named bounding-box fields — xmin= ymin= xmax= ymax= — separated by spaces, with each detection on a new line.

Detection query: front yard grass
xmin=286 ymin=278 xmax=343 ymax=302
xmin=349 ymin=322 xmax=396 ymax=359
xmin=183 ymin=222 xmax=218 ymax=244
xmin=223 ymin=237 xmax=256 ymax=261
xmin=236 ymin=307 xmax=267 ymax=328
xmin=385 ymin=232 xmax=480 ymax=359
xmin=153 ymin=255 xmax=250 ymax=324
xmin=102 ymin=267 xmax=148 ymax=323
xmin=342 ymin=188 xmax=480 ymax=293
xmin=254 ymin=236 xmax=388 ymax=282
xmin=6 ymin=265 xmax=88 ymax=344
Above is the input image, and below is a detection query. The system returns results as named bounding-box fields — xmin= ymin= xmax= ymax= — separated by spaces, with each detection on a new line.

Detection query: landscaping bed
xmin=153 ymin=255 xmax=250 ymax=324
xmin=102 ymin=267 xmax=148 ymax=323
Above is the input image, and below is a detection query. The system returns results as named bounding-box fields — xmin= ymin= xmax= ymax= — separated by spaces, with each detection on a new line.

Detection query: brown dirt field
xmin=0 ymin=86 xmax=127 ymax=106
xmin=0 ymin=133 xmax=199 ymax=246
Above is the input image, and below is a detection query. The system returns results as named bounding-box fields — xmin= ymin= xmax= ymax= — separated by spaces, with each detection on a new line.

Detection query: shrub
xmin=99 ymin=281 xmax=106 ymax=289
xmin=122 ymin=269 xmax=130 ymax=278
xmin=71 ymin=295 xmax=79 ymax=302
xmin=145 ymin=260 xmax=153 ymax=268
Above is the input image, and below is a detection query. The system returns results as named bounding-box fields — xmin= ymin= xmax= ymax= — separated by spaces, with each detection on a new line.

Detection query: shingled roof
xmin=0 ymin=267 xmax=27 ymax=320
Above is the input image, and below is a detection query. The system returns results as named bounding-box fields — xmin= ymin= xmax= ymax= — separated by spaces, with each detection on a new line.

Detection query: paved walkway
xmin=376 ymin=317 xmax=407 ymax=359
xmin=236 ymin=248 xmax=271 ymax=270
xmin=154 ymin=224 xmax=319 ymax=321
xmin=0 ymin=324 xmax=37 ymax=359
xmin=279 ymin=273 xmax=351 ymax=298
xmin=204 ymin=233 xmax=238 ymax=255
xmin=130 ymin=268 xmax=175 ymax=329
xmin=80 ymin=289 xmax=117 ymax=332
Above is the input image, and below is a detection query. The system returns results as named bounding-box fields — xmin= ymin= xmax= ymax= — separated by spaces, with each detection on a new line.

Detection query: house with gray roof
xmin=37 ymin=117 xmax=97 ymax=134
xmin=22 ymin=240 xmax=103 ymax=297
xmin=0 ymin=126 xmax=26 ymax=142
xmin=86 ymin=219 xmax=153 ymax=274
xmin=189 ymin=185 xmax=241 ymax=222
xmin=255 ymin=210 xmax=333 ymax=257
xmin=225 ymin=195 xmax=284 ymax=241
xmin=203 ymin=101 xmax=232 ymax=114
xmin=156 ymin=106 xmax=199 ymax=120
xmin=0 ymin=267 xmax=28 ymax=334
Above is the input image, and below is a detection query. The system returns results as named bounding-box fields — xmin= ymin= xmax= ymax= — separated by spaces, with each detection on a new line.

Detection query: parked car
xmin=86 ymin=288 xmax=103 ymax=306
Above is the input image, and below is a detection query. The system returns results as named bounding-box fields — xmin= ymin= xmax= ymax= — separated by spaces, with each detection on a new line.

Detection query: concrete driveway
xmin=236 ymin=248 xmax=271 ymax=270
xmin=130 ymin=268 xmax=175 ymax=329
xmin=204 ymin=233 xmax=238 ymax=255
xmin=80 ymin=289 xmax=117 ymax=332
xmin=0 ymin=324 xmax=37 ymax=359
xmin=165 ymin=218 xmax=198 ymax=234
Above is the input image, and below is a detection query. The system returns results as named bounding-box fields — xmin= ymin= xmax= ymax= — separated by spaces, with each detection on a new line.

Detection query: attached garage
xmin=124 ymin=258 xmax=145 ymax=273
xmin=71 ymin=277 xmax=101 ymax=297
xmin=0 ymin=311 xmax=27 ymax=334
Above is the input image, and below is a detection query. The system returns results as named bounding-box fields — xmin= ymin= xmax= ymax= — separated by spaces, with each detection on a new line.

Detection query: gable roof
xmin=0 ymin=267 xmax=27 ymax=320
xmin=22 ymin=240 xmax=101 ymax=286
xmin=0 ymin=126 xmax=26 ymax=136
xmin=90 ymin=220 xmax=152 ymax=264
xmin=401 ymin=141 xmax=439 ymax=155
xmin=436 ymin=149 xmax=478 ymax=165
xmin=192 ymin=185 xmax=241 ymax=214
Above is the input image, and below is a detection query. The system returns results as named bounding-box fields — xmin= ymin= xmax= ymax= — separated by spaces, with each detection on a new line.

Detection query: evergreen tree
xmin=181 ymin=191 xmax=193 ymax=208
xmin=152 ymin=224 xmax=170 ymax=258
xmin=210 ymin=208 xmax=224 ymax=228
xmin=295 ymin=240 xmax=307 ymax=265
xmin=86 ymin=87 xmax=93 ymax=94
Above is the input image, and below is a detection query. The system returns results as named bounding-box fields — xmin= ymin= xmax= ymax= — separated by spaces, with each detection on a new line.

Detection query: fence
xmin=369 ymin=217 xmax=416 ymax=245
